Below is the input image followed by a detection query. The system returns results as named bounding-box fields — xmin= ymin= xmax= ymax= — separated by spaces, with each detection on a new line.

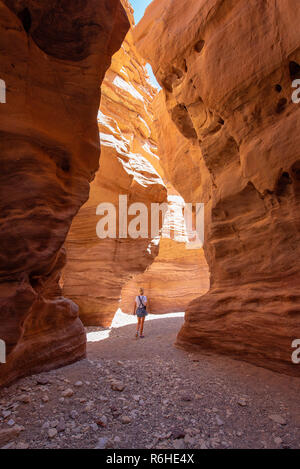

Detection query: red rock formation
xmin=135 ymin=0 xmax=300 ymax=375
xmin=0 ymin=0 xmax=129 ymax=387
xmin=121 ymin=185 xmax=209 ymax=314
xmin=62 ymin=5 xmax=167 ymax=327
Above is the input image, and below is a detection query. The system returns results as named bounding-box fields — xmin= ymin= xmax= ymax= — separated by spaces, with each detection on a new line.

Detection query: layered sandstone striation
xmin=121 ymin=185 xmax=209 ymax=314
xmin=0 ymin=0 xmax=129 ymax=386
xmin=135 ymin=0 xmax=300 ymax=374
xmin=62 ymin=4 xmax=167 ymax=327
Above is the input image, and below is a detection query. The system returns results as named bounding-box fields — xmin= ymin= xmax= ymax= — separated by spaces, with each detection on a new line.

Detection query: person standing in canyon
xmin=133 ymin=288 xmax=148 ymax=338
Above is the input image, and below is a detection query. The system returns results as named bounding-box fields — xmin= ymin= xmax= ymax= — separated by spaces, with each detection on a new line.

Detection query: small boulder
xmin=121 ymin=415 xmax=131 ymax=424
xmin=111 ymin=381 xmax=125 ymax=392
xmin=61 ymin=388 xmax=74 ymax=398
xmin=48 ymin=428 xmax=57 ymax=439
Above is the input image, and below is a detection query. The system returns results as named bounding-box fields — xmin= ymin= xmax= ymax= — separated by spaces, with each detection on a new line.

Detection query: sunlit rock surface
xmin=135 ymin=0 xmax=300 ymax=375
xmin=0 ymin=0 xmax=129 ymax=386
xmin=63 ymin=2 xmax=167 ymax=327
xmin=121 ymin=185 xmax=209 ymax=314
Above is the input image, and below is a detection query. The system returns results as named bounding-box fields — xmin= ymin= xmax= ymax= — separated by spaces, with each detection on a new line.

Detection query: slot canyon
xmin=0 ymin=0 xmax=299 ymax=451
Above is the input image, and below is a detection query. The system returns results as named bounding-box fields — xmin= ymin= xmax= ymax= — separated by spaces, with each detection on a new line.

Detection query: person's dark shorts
xmin=136 ymin=308 xmax=148 ymax=318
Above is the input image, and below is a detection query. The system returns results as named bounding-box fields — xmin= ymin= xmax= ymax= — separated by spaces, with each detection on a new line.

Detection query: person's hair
xmin=139 ymin=287 xmax=144 ymax=295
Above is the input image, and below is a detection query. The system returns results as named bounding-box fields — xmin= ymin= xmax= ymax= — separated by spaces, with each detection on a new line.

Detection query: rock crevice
xmin=62 ymin=1 xmax=167 ymax=327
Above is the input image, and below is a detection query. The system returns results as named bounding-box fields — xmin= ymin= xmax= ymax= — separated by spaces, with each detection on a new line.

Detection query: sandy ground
xmin=0 ymin=310 xmax=300 ymax=449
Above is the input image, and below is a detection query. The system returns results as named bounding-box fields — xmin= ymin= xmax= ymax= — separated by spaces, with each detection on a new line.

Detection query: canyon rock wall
xmin=135 ymin=0 xmax=300 ymax=375
xmin=121 ymin=185 xmax=209 ymax=314
xmin=0 ymin=0 xmax=129 ymax=386
xmin=62 ymin=4 xmax=167 ymax=327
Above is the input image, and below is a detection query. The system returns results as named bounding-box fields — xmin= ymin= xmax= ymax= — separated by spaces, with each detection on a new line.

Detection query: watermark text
xmin=292 ymin=79 xmax=300 ymax=104
xmin=291 ymin=339 xmax=300 ymax=364
xmin=96 ymin=195 xmax=204 ymax=248
xmin=0 ymin=339 xmax=6 ymax=364
xmin=0 ymin=79 xmax=6 ymax=103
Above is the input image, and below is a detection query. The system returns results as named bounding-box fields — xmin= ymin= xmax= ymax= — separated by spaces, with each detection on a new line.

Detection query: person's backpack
xmin=137 ymin=296 xmax=147 ymax=314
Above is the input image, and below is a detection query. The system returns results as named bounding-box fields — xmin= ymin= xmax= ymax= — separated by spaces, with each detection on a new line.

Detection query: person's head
xmin=139 ymin=287 xmax=144 ymax=295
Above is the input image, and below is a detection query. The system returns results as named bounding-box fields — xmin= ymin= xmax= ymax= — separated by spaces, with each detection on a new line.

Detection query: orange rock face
xmin=62 ymin=7 xmax=167 ymax=327
xmin=121 ymin=186 xmax=209 ymax=314
xmin=135 ymin=0 xmax=300 ymax=375
xmin=0 ymin=0 xmax=129 ymax=386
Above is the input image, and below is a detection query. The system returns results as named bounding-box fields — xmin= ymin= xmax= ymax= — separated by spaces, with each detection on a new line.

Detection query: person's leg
xmin=140 ymin=317 xmax=145 ymax=337
xmin=136 ymin=317 xmax=141 ymax=336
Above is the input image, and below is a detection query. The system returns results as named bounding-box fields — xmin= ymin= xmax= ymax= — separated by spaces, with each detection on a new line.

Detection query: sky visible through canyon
xmin=130 ymin=0 xmax=160 ymax=89
xmin=131 ymin=0 xmax=153 ymax=24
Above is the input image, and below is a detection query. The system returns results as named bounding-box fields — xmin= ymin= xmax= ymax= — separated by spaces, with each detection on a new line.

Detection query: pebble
xmin=48 ymin=428 xmax=57 ymax=439
xmin=84 ymin=401 xmax=94 ymax=412
xmin=237 ymin=398 xmax=248 ymax=407
xmin=111 ymin=381 xmax=125 ymax=392
xmin=36 ymin=377 xmax=49 ymax=386
xmin=95 ymin=437 xmax=112 ymax=449
xmin=70 ymin=410 xmax=78 ymax=419
xmin=184 ymin=435 xmax=194 ymax=445
xmin=173 ymin=439 xmax=185 ymax=449
xmin=268 ymin=414 xmax=287 ymax=425
xmin=18 ymin=394 xmax=31 ymax=404
xmin=97 ymin=415 xmax=108 ymax=427
xmin=57 ymin=420 xmax=66 ymax=433
xmin=61 ymin=389 xmax=74 ymax=398
xmin=216 ymin=416 xmax=224 ymax=426
xmin=181 ymin=394 xmax=192 ymax=402
xmin=16 ymin=441 xmax=29 ymax=449
xmin=121 ymin=415 xmax=131 ymax=424
xmin=172 ymin=428 xmax=185 ymax=440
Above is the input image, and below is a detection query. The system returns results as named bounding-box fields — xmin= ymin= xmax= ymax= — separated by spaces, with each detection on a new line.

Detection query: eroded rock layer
xmin=121 ymin=185 xmax=209 ymax=314
xmin=0 ymin=0 xmax=129 ymax=386
xmin=62 ymin=5 xmax=167 ymax=327
xmin=135 ymin=0 xmax=300 ymax=375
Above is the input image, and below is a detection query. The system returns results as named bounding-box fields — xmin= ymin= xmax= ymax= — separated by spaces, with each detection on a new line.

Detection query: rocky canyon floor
xmin=0 ymin=311 xmax=299 ymax=450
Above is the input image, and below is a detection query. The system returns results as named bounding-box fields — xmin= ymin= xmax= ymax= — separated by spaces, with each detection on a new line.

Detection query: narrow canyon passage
xmin=0 ymin=312 xmax=299 ymax=449
xmin=0 ymin=0 xmax=300 ymax=453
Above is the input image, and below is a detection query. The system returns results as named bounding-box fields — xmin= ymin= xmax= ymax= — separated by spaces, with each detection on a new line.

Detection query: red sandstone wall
xmin=0 ymin=0 xmax=129 ymax=386
xmin=134 ymin=0 xmax=300 ymax=375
